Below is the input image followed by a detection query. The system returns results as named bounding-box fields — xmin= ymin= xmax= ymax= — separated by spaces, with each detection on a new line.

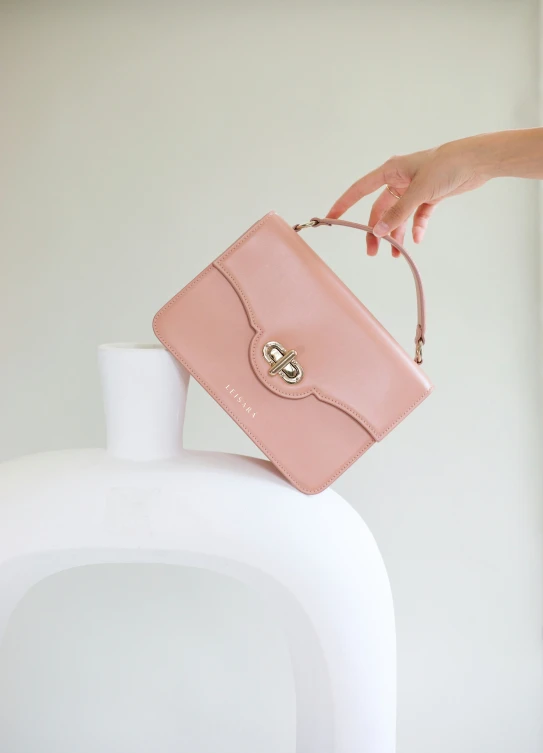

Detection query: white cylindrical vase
xmin=98 ymin=343 xmax=189 ymax=462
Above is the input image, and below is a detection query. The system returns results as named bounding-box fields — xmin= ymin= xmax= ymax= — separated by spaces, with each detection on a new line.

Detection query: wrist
xmin=445 ymin=133 xmax=507 ymax=180
xmin=459 ymin=129 xmax=543 ymax=180
xmin=476 ymin=131 xmax=521 ymax=179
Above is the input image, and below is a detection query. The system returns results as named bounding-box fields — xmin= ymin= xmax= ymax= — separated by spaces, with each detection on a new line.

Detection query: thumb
xmin=373 ymin=179 xmax=428 ymax=238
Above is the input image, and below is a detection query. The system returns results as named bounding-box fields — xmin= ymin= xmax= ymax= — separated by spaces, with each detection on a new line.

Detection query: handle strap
xmin=294 ymin=217 xmax=426 ymax=364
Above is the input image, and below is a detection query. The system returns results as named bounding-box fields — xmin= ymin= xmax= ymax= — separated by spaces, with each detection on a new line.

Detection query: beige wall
xmin=1 ymin=2 xmax=542 ymax=752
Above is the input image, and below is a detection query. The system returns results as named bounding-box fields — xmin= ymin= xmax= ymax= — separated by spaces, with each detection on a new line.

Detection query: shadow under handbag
xmin=153 ymin=212 xmax=433 ymax=494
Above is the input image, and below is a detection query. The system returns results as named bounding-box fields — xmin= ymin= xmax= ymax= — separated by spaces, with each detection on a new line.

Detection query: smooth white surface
xmin=0 ymin=345 xmax=396 ymax=753
xmin=98 ymin=343 xmax=189 ymax=461
xmin=0 ymin=3 xmax=542 ymax=752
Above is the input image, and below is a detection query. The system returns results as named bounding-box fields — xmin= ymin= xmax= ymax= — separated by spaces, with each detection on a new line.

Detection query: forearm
xmin=460 ymin=128 xmax=543 ymax=180
xmin=328 ymin=127 xmax=543 ymax=240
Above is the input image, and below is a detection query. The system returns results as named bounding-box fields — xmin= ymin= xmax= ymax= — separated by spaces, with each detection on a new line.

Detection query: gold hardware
xmin=263 ymin=341 xmax=304 ymax=384
xmin=269 ymin=349 xmax=297 ymax=376
xmin=293 ymin=219 xmax=319 ymax=232
xmin=415 ymin=339 xmax=424 ymax=364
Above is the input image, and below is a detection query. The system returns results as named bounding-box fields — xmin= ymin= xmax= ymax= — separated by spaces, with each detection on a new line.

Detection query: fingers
xmin=390 ymin=221 xmax=407 ymax=258
xmin=372 ymin=177 xmax=429 ymax=237
xmin=327 ymin=165 xmax=387 ymax=219
xmin=412 ymin=202 xmax=437 ymax=243
xmin=362 ymin=187 xmax=406 ymax=259
xmin=366 ymin=188 xmax=395 ymax=256
xmin=366 ymin=189 xmax=406 ymax=259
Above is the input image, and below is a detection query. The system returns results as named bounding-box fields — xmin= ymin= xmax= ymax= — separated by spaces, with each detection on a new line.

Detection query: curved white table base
xmin=0 ymin=550 xmax=336 ymax=751
xmin=0 ymin=449 xmax=396 ymax=753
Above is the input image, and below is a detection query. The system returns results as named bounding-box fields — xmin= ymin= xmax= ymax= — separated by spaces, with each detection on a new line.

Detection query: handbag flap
xmin=214 ymin=212 xmax=432 ymax=441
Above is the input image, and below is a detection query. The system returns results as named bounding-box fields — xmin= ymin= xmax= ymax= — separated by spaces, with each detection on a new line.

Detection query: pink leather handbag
xmin=153 ymin=212 xmax=432 ymax=494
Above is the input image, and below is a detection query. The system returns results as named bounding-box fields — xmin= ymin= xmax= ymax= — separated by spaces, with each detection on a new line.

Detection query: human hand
xmin=327 ymin=137 xmax=492 ymax=256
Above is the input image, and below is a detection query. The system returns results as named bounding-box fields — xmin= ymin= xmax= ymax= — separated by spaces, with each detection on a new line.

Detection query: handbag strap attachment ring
xmin=415 ymin=338 xmax=424 ymax=365
xmin=293 ymin=219 xmax=320 ymax=231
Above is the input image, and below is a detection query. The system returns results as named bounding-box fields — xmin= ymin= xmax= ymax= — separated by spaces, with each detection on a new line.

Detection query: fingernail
xmin=413 ymin=228 xmax=423 ymax=243
xmin=373 ymin=221 xmax=389 ymax=238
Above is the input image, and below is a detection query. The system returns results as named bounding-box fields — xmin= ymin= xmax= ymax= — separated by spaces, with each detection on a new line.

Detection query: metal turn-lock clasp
xmin=263 ymin=341 xmax=304 ymax=384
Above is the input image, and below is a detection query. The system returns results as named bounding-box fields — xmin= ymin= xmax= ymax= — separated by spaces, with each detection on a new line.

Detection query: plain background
xmin=1 ymin=1 xmax=542 ymax=752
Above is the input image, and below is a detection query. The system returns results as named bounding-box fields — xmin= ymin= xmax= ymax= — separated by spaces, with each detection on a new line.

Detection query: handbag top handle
xmin=294 ymin=217 xmax=426 ymax=364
